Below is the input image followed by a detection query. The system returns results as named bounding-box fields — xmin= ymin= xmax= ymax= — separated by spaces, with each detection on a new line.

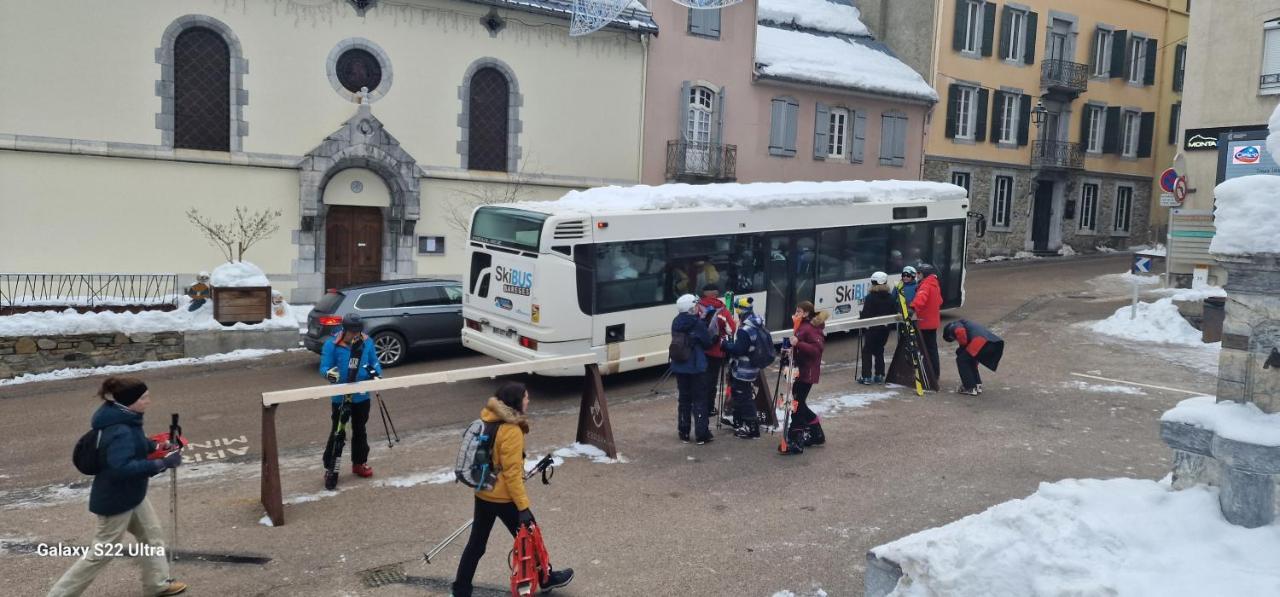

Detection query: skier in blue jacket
xmin=720 ymin=297 xmax=768 ymax=439
xmin=670 ymin=294 xmax=715 ymax=444
xmin=320 ymin=313 xmax=382 ymax=483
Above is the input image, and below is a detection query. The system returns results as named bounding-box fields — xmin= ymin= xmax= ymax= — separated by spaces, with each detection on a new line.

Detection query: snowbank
xmin=1152 ymin=284 xmax=1227 ymax=302
xmin=210 ymin=261 xmax=271 ymax=287
xmin=1057 ymin=245 xmax=1076 ymax=257
xmin=0 ymin=300 xmax=298 ymax=336
xmin=1089 ymin=297 xmax=1204 ymax=346
xmin=755 ymin=26 xmax=937 ymax=102
xmin=1210 ymin=176 xmax=1280 ymax=255
xmin=524 ymin=180 xmax=964 ymax=215
xmin=0 ymin=348 xmax=292 ymax=386
xmin=551 ymin=442 xmax=627 ymax=464
xmin=757 ymin=0 xmax=868 ymax=36
xmin=1162 ymin=395 xmax=1280 ymax=447
xmin=873 ymin=478 xmax=1280 ymax=597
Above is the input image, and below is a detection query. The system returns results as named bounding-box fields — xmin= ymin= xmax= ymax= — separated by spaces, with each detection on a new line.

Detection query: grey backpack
xmin=454 ymin=419 xmax=499 ymax=491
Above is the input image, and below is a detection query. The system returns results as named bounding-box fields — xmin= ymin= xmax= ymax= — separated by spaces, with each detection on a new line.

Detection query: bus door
xmin=930 ymin=221 xmax=966 ymax=307
xmin=764 ymin=232 xmax=816 ymax=331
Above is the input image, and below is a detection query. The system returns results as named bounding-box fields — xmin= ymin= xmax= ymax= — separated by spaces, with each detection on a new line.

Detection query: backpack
xmin=454 ymin=419 xmax=499 ymax=491
xmin=746 ymin=325 xmax=777 ymax=369
xmin=72 ymin=428 xmax=105 ymax=475
xmin=668 ymin=330 xmax=692 ymax=363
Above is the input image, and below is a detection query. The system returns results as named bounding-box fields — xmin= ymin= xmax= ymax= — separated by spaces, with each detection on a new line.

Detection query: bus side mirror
xmin=967 ymin=211 xmax=987 ymax=238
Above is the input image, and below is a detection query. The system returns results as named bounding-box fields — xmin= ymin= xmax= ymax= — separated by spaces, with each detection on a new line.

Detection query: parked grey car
xmin=303 ymin=278 xmax=463 ymax=367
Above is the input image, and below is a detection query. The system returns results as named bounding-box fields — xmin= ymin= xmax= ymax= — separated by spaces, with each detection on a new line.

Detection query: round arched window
xmin=335 ymin=48 xmax=382 ymax=93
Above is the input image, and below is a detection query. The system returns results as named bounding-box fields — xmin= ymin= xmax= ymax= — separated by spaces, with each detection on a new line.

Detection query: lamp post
xmin=1031 ymin=100 xmax=1048 ymax=129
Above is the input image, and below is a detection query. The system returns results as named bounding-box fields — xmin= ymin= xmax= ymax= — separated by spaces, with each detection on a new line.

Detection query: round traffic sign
xmin=1160 ymin=168 xmax=1179 ymax=193
xmin=1173 ymin=176 xmax=1187 ymax=203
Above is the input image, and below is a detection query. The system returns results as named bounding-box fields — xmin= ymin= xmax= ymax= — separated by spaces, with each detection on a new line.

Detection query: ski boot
xmin=805 ymin=420 xmax=826 ymax=446
xmin=323 ymin=470 xmax=338 ymax=490
xmin=780 ymin=425 xmax=806 ymax=455
xmin=734 ymin=418 xmax=761 ymax=439
xmin=873 ymin=375 xmax=885 ymax=384
xmin=353 ymin=463 xmax=373 ymax=478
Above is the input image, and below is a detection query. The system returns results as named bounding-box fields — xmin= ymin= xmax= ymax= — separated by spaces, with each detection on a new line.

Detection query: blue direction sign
xmin=1132 ymin=255 xmax=1153 ymax=274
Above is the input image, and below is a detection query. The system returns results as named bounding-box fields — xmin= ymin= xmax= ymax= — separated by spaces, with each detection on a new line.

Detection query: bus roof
xmin=503 ymin=180 xmax=966 ymax=216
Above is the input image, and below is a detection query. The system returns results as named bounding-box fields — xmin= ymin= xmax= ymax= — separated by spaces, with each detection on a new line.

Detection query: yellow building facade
xmin=922 ymin=0 xmax=1188 ymax=258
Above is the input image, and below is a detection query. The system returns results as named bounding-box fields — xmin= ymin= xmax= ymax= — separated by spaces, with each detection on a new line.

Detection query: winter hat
xmin=733 ymin=296 xmax=754 ymax=314
xmin=871 ymin=271 xmax=888 ymax=285
xmin=901 ymin=265 xmax=918 ymax=278
xmin=676 ymin=294 xmax=699 ymax=314
xmin=917 ymin=263 xmax=937 ymax=277
xmin=342 ymin=313 xmax=364 ymax=332
xmin=196 ymin=271 xmax=210 ymax=282
xmin=98 ymin=376 xmax=148 ymax=406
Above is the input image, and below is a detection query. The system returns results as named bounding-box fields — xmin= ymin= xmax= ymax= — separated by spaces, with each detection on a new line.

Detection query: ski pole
xmin=424 ymin=518 xmax=474 ymax=563
xmin=168 ymin=413 xmax=181 ymax=563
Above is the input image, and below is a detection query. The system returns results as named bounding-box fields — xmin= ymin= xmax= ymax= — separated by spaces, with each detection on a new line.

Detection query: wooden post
xmin=575 ymin=364 xmax=618 ymax=458
xmin=260 ymin=404 xmax=284 ymax=527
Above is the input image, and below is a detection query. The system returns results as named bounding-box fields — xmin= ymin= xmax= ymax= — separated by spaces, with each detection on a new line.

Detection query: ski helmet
xmin=871 ymin=271 xmax=889 ymax=285
xmin=341 ymin=313 xmax=364 ymax=332
xmin=917 ymin=263 xmax=937 ymax=277
xmin=902 ymin=265 xmax=918 ymax=278
xmin=676 ymin=293 xmax=699 ymax=314
xmin=943 ymin=321 xmax=961 ymax=343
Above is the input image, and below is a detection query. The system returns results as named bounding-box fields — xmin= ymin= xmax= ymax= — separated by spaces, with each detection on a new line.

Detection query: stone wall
xmin=1216 ymin=254 xmax=1280 ymax=413
xmin=0 ymin=332 xmax=184 ymax=379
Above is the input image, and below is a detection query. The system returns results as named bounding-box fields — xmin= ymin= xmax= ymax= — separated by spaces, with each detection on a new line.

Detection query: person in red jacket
xmin=789 ymin=301 xmax=827 ymax=447
xmin=943 ymin=320 xmax=1005 ymax=395
xmin=698 ymin=284 xmax=735 ymax=422
xmin=909 ymin=263 xmax=943 ymax=384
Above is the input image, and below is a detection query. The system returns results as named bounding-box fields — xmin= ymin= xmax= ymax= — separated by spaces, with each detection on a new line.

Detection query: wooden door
xmin=1032 ymin=182 xmax=1054 ymax=252
xmin=325 ymin=205 xmax=383 ymax=289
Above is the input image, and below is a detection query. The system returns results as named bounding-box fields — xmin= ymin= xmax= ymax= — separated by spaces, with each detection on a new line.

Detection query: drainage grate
xmin=358 ymin=562 xmax=407 ymax=588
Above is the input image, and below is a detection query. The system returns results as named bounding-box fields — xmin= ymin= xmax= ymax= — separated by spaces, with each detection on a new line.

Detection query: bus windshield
xmin=471 ymin=207 xmax=548 ymax=253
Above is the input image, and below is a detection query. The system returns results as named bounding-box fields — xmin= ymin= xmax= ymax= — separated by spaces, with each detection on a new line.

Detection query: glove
xmin=325 ymin=367 xmax=340 ymax=383
xmin=518 ymin=509 xmax=535 ymax=525
xmin=160 ymin=450 xmax=182 ymax=470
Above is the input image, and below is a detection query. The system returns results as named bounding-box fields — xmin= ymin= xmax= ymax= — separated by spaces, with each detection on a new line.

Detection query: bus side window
xmin=846 ymin=225 xmax=889 ymax=280
xmin=469 ymin=251 xmax=493 ymax=297
xmin=817 ymin=228 xmax=844 ymax=284
xmin=731 ymin=235 xmax=764 ymax=294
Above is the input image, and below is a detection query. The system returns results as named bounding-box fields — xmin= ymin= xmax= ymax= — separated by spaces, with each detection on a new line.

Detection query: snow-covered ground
xmin=973 ymin=251 xmax=1040 ymax=264
xmin=873 ymin=477 xmax=1280 ymax=596
xmin=0 ymin=348 xmax=300 ymax=386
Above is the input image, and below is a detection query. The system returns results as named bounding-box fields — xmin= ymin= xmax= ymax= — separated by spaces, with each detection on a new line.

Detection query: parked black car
xmin=303 ymin=278 xmax=463 ymax=367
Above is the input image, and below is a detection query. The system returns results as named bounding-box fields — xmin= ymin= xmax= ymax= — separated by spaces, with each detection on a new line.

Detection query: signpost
xmin=1131 ymin=253 xmax=1157 ymax=320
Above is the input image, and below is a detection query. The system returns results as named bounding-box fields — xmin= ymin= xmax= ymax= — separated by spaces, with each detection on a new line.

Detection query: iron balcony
xmin=1031 ymin=140 xmax=1084 ymax=170
xmin=665 ymin=140 xmax=737 ymax=183
xmin=1041 ymin=59 xmax=1089 ymax=96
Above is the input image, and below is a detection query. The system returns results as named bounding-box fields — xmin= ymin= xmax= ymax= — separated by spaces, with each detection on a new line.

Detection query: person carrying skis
xmin=790 ymin=301 xmax=827 ymax=446
xmin=320 ymin=313 xmax=382 ymax=486
xmin=720 ymin=296 xmax=768 ymax=439
xmin=452 ymin=382 xmax=573 ymax=597
xmin=909 ymin=263 xmax=943 ymax=384
xmin=858 ymin=271 xmax=898 ymax=384
xmin=943 ymin=320 xmax=1005 ymax=395
xmin=670 ymin=293 xmax=716 ymax=444
xmin=48 ymin=377 xmax=188 ymax=597
xmin=698 ymin=284 xmax=734 ymax=421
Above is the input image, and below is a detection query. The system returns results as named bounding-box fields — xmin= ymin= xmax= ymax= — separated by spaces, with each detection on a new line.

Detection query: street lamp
xmin=1031 ymin=100 xmax=1048 ymax=128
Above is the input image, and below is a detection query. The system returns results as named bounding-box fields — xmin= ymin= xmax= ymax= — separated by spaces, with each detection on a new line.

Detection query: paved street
xmin=0 ymin=254 xmax=1218 ymax=596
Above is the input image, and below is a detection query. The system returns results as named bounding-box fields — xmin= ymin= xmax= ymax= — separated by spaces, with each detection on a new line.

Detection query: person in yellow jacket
xmin=451 ymin=382 xmax=574 ymax=597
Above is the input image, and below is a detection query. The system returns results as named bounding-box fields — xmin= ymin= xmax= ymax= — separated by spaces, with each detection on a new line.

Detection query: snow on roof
xmin=757 ymin=0 xmax=870 ymax=36
xmin=755 ymin=25 xmax=937 ymax=102
xmin=1209 ymin=175 xmax=1280 ymax=256
xmin=507 ymin=180 xmax=965 ymax=215
xmin=460 ymin=0 xmax=658 ymax=33
xmin=1162 ymin=395 xmax=1280 ymax=447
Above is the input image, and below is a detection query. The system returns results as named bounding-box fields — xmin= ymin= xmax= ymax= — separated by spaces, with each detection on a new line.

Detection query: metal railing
xmin=0 ymin=273 xmax=180 ymax=311
xmin=1031 ymin=140 xmax=1085 ymax=170
xmin=1041 ymin=59 xmax=1089 ymax=94
xmin=665 ymin=140 xmax=737 ymax=183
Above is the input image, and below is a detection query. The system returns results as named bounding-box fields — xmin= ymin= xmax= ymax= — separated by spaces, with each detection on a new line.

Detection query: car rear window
xmin=315 ymin=292 xmax=345 ymax=313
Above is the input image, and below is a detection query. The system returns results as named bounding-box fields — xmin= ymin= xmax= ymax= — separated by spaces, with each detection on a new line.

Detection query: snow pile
xmin=377 ymin=468 xmax=456 ymax=488
xmin=1130 ymin=243 xmax=1167 ymax=256
xmin=1013 ymin=250 xmax=1039 ymax=259
xmin=0 ymin=302 xmax=298 ymax=336
xmin=257 ymin=515 xmax=274 ymax=527
xmin=1089 ymin=297 xmax=1204 ymax=346
xmin=873 ymin=478 xmax=1280 ymax=597
xmin=210 ymin=261 xmax=271 ymax=287
xmin=757 ymin=0 xmax=869 ymax=36
xmin=527 ymin=180 xmax=964 ymax=214
xmin=1152 ymin=284 xmax=1227 ymax=302
xmin=1064 ymin=380 xmax=1146 ymax=395
xmin=755 ymin=26 xmax=937 ymax=102
xmin=1096 ymin=246 xmax=1118 ymax=253
xmin=551 ymin=442 xmax=627 ymax=464
xmin=1162 ymin=395 xmax=1280 ymax=447
xmin=1209 ymin=175 xmax=1280 ymax=255
xmin=0 ymin=348 xmax=292 ymax=386
xmin=1057 ymin=245 xmax=1077 ymax=257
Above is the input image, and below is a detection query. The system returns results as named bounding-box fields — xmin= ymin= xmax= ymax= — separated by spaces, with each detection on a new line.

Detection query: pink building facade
xmin=640 ymin=0 xmax=938 ymax=186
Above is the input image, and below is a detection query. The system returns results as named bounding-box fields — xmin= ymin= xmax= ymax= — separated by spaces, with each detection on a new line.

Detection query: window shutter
xmin=688 ymin=8 xmax=701 ymax=35
xmin=999 ymin=6 xmax=1012 ymax=59
xmin=945 ymin=84 xmax=959 ymax=138
xmin=1110 ymin=30 xmax=1128 ymax=79
xmin=768 ymin=98 xmax=787 ymax=156
xmin=1024 ymin=12 xmax=1038 ymax=64
xmin=1143 ymin=38 xmax=1158 ymax=85
xmin=1138 ymin=111 xmax=1155 ymax=157
xmin=1264 ymin=27 xmax=1280 ymax=75
xmin=953 ymin=2 xmax=968 ymax=52
xmin=714 ymin=86 xmax=726 ymax=145
xmin=1090 ymin=29 xmax=1102 ymax=74
xmin=678 ymin=81 xmax=691 ymax=141
xmin=1173 ymin=45 xmax=1186 ymax=91
xmin=879 ymin=114 xmax=895 ymax=163
xmin=981 ymin=2 xmax=997 ymax=57
xmin=851 ymin=110 xmax=867 ymax=163
xmin=813 ymin=103 xmax=830 ymax=159
xmin=974 ymin=88 xmax=989 ymax=142
xmin=709 ymin=8 xmax=721 ymax=36
xmin=1079 ymin=105 xmax=1093 ymax=148
xmin=1168 ymin=103 xmax=1180 ymax=145
xmin=892 ymin=116 xmax=907 ymax=165
xmin=990 ymin=91 xmax=1005 ymax=143
xmin=1018 ymin=93 xmax=1032 ymax=146
xmin=1102 ymin=106 xmax=1122 ymax=154
xmin=784 ymin=99 xmax=799 ymax=156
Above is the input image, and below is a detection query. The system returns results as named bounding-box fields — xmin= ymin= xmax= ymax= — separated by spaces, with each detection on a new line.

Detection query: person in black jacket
xmin=48 ymin=376 xmax=188 ymax=597
xmin=858 ymin=272 xmax=898 ymax=384
xmin=943 ymin=320 xmax=1005 ymax=395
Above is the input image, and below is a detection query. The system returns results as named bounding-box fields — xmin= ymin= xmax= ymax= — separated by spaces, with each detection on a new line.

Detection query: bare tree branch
xmin=443 ymin=158 xmax=540 ymax=236
xmin=187 ymin=207 xmax=281 ymax=263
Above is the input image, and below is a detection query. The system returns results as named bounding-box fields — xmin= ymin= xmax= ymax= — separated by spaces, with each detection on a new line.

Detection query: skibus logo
xmin=494 ymin=266 xmax=533 ymax=296
xmin=1233 ymin=145 xmax=1261 ymax=165
xmin=834 ymin=281 xmax=870 ymax=304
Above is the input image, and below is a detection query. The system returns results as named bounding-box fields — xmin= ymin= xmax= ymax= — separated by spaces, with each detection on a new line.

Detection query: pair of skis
xmin=324 ymin=338 xmax=398 ymax=490
xmin=774 ymin=345 xmax=802 ymax=454
xmin=894 ymin=283 xmax=930 ymax=397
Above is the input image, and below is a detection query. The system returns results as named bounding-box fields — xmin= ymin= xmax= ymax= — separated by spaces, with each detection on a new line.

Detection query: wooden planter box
xmin=212 ymin=286 xmax=271 ymax=325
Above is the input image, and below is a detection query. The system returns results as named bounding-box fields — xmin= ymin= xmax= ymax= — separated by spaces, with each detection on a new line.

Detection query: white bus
xmin=461 ymin=180 xmax=970 ymax=375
